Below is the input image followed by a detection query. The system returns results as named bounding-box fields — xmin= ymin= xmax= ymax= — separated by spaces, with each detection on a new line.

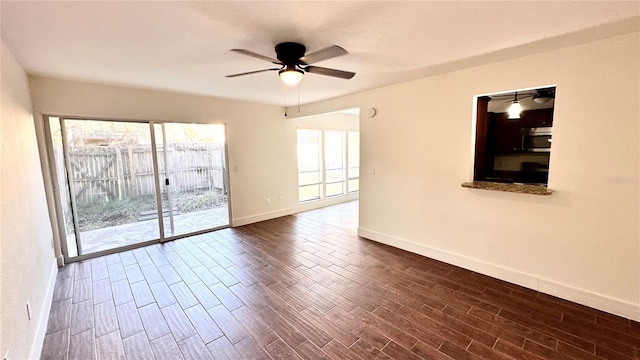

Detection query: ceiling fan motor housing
xmin=226 ymin=42 xmax=355 ymax=80
xmin=275 ymin=42 xmax=306 ymax=65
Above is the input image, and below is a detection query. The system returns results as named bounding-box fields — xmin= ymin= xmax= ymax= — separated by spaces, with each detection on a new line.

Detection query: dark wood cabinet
xmin=520 ymin=108 xmax=553 ymax=128
xmin=476 ymin=104 xmax=554 ymax=183
xmin=490 ymin=112 xmax=521 ymax=154
xmin=489 ymin=109 xmax=553 ymax=155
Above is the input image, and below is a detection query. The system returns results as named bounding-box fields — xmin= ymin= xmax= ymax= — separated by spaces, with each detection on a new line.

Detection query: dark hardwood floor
xmin=41 ymin=209 xmax=639 ymax=359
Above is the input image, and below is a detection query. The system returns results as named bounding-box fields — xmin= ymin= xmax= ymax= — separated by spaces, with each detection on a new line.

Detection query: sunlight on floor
xmin=295 ymin=200 xmax=358 ymax=230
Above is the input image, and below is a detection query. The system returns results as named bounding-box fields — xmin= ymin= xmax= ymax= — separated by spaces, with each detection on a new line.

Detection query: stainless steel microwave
xmin=521 ymin=127 xmax=552 ymax=152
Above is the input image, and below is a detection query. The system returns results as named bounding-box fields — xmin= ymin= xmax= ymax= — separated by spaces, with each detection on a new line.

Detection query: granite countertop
xmin=461 ymin=181 xmax=553 ymax=195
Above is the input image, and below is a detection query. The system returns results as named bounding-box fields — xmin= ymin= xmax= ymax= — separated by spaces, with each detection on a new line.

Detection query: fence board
xmin=62 ymin=144 xmax=225 ymax=204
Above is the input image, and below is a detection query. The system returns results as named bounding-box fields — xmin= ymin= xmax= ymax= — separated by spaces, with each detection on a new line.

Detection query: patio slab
xmin=66 ymin=207 xmax=229 ymax=256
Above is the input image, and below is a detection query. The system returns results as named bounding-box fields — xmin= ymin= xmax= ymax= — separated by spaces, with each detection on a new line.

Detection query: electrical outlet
xmin=266 ymin=198 xmax=271 ymax=205
xmin=278 ymin=196 xmax=283 ymax=202
xmin=26 ymin=300 xmax=32 ymax=321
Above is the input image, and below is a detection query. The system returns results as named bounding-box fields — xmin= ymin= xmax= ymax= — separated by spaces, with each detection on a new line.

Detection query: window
xmin=297 ymin=129 xmax=322 ymax=202
xmin=324 ymin=131 xmax=346 ymax=197
xmin=347 ymin=131 xmax=360 ymax=192
xmin=297 ymin=129 xmax=359 ymax=202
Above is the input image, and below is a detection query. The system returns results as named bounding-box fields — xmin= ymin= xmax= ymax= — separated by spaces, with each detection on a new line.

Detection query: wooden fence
xmin=54 ymin=144 xmax=226 ymax=205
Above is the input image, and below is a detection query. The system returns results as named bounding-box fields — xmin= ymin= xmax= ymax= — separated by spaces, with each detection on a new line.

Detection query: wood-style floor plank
xmin=207 ymin=304 xmax=249 ymax=345
xmin=46 ymin=298 xmax=72 ymax=334
xmin=94 ymin=300 xmax=118 ymax=337
xmin=69 ymin=299 xmax=94 ymax=335
xmin=95 ymin=330 xmax=125 ymax=360
xmin=130 ymin=280 xmax=155 ymax=308
xmin=110 ymin=279 xmax=134 ymax=306
xmin=107 ymin=261 xmax=127 ymax=282
xmin=161 ymin=303 xmax=197 ymax=342
xmin=115 ymin=301 xmax=144 ymax=339
xmin=206 ymin=336 xmax=242 ymax=359
xmin=53 ymin=277 xmax=74 ymax=302
xmin=169 ymin=281 xmax=200 ymax=310
xmin=184 ymin=304 xmax=224 ymax=344
xmin=72 ymin=278 xmax=92 ymax=303
xmin=231 ymin=305 xmax=279 ymax=347
xmin=122 ymin=332 xmax=154 ymax=360
xmin=41 ymin=328 xmax=70 ymax=360
xmin=293 ymin=340 xmax=332 ymax=360
xmin=150 ymin=333 xmax=184 ymax=360
xmin=177 ymin=335 xmax=213 ymax=360
xmin=137 ymin=303 xmax=170 ymax=341
xmin=234 ymin=336 xmax=272 ymax=359
xmin=40 ymin=203 xmax=640 ymax=360
xmin=68 ymin=328 xmax=96 ymax=360
xmin=148 ymin=281 xmax=177 ymax=309
xmin=188 ymin=281 xmax=221 ymax=310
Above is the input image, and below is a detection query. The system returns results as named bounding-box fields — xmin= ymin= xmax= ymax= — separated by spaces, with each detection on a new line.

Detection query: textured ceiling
xmin=1 ymin=1 xmax=639 ymax=106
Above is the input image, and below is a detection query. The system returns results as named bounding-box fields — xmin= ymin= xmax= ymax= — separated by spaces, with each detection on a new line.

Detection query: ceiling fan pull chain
xmin=298 ymin=83 xmax=301 ymax=113
xmin=283 ymin=82 xmax=288 ymax=117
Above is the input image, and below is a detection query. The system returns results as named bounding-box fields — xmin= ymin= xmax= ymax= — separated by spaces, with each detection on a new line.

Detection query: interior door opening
xmin=45 ymin=116 xmax=230 ymax=260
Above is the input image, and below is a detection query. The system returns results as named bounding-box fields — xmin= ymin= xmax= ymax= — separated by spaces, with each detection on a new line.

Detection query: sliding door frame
xmin=42 ymin=114 xmax=232 ymax=263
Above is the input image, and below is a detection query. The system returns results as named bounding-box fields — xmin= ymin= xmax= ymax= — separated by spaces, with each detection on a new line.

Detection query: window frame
xmin=296 ymin=128 xmax=359 ymax=203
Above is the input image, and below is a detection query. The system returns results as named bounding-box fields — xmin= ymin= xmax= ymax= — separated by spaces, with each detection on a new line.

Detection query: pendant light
xmin=508 ymin=92 xmax=522 ymax=119
xmin=279 ymin=65 xmax=303 ymax=86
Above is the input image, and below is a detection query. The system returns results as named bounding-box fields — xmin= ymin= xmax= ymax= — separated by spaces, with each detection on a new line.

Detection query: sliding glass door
xmin=46 ymin=117 xmax=230 ymax=260
xmin=155 ymin=123 xmax=229 ymax=238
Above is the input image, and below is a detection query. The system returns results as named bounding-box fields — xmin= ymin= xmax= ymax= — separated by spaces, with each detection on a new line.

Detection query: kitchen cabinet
xmin=490 ymin=112 xmax=521 ymax=154
xmin=520 ymin=108 xmax=553 ymax=128
xmin=489 ymin=109 xmax=553 ymax=155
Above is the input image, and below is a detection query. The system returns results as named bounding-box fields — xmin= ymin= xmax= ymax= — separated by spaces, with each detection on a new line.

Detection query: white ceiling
xmin=2 ymin=1 xmax=639 ymax=107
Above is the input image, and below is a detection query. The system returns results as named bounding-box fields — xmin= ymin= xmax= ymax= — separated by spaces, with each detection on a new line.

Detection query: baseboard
xmin=29 ymin=258 xmax=58 ymax=359
xmin=233 ymin=207 xmax=298 ymax=227
xmin=294 ymin=193 xmax=359 ymax=213
xmin=232 ymin=194 xmax=359 ymax=227
xmin=357 ymin=227 xmax=640 ymax=321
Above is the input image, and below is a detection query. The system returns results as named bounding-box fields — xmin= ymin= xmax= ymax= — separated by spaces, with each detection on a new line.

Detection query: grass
xmin=75 ymin=189 xmax=227 ymax=231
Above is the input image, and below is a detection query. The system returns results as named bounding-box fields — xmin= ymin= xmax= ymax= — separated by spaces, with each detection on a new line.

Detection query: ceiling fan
xmin=490 ymin=88 xmax=556 ymax=103
xmin=226 ymin=42 xmax=355 ymax=86
xmin=490 ymin=87 xmax=556 ymax=119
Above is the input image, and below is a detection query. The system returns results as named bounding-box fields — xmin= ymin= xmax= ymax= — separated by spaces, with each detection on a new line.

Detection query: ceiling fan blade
xmin=226 ymin=68 xmax=280 ymax=78
xmin=299 ymin=45 xmax=348 ymax=65
xmin=304 ymin=65 xmax=355 ymax=79
xmin=230 ymin=49 xmax=281 ymax=64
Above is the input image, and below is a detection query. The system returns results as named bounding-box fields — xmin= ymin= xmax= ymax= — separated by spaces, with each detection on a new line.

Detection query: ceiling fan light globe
xmin=508 ymin=101 xmax=522 ymax=119
xmin=533 ymin=96 xmax=552 ymax=104
xmin=279 ymin=68 xmax=303 ymax=86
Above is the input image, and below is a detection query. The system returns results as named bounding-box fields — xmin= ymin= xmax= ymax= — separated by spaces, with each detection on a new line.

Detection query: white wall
xmin=1 ymin=41 xmax=57 ymax=359
xmin=289 ymin=32 xmax=640 ymax=320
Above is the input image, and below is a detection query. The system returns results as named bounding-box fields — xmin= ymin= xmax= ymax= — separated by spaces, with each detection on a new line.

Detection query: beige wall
xmin=29 ymin=77 xmax=303 ymax=231
xmin=29 ymin=79 xmax=362 ymax=236
xmin=22 ymin=55 xmax=361 ymax=357
xmin=16 ymin=28 xmax=640 ymax=350
xmin=292 ymin=110 xmax=361 ymax=211
xmin=289 ymin=32 xmax=640 ymax=319
xmin=1 ymin=41 xmax=57 ymax=359
xmin=294 ymin=111 xmax=359 ymax=131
